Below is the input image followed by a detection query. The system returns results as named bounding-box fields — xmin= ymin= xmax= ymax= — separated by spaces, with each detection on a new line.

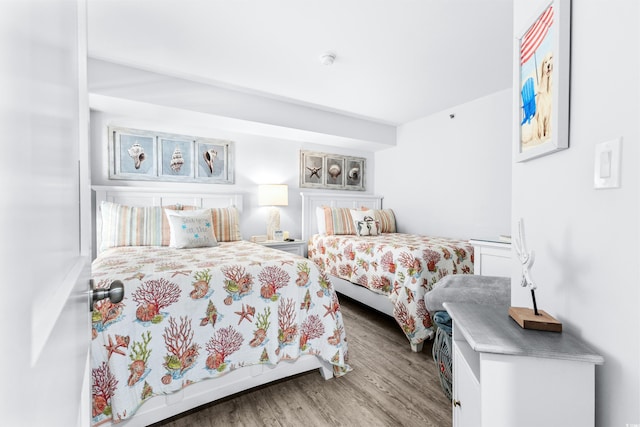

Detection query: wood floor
xmin=152 ymin=295 xmax=452 ymax=427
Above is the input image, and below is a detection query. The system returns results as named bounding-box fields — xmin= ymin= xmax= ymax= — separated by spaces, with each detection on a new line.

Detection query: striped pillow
xmin=211 ymin=206 xmax=242 ymax=241
xmin=99 ymin=201 xmax=164 ymax=252
xmin=373 ymin=209 xmax=397 ymax=233
xmin=323 ymin=206 xmax=356 ymax=235
xmin=100 ymin=202 xmax=240 ymax=251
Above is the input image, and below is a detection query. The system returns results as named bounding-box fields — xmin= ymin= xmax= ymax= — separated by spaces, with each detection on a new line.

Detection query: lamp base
xmin=266 ymin=207 xmax=280 ymax=240
xmin=509 ymin=306 xmax=562 ymax=332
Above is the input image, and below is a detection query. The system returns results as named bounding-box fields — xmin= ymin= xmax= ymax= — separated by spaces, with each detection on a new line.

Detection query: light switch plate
xmin=594 ymin=138 xmax=621 ymax=189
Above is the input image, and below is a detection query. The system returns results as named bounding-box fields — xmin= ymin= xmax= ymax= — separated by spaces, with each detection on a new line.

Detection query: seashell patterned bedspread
xmin=90 ymin=241 xmax=350 ymax=425
xmin=308 ymin=233 xmax=474 ymax=347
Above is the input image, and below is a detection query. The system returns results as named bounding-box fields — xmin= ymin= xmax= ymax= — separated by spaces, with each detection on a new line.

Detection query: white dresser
xmin=469 ymin=239 xmax=511 ymax=277
xmin=444 ymin=302 xmax=604 ymax=427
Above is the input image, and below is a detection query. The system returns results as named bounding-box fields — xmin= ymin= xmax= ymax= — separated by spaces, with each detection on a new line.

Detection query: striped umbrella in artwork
xmin=519 ymin=4 xmax=554 ymax=125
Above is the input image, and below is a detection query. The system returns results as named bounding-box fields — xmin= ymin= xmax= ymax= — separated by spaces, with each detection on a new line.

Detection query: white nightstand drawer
xmin=257 ymin=240 xmax=307 ymax=256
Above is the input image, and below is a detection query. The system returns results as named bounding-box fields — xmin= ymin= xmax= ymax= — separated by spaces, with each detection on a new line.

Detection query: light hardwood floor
xmin=152 ymin=295 xmax=452 ymax=427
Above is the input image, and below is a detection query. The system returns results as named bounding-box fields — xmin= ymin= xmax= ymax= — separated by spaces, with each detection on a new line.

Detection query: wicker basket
xmin=432 ymin=326 xmax=452 ymax=400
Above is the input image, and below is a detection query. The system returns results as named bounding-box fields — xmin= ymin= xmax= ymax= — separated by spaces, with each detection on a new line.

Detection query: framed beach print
xmin=158 ymin=136 xmax=194 ymax=179
xmin=514 ymin=0 xmax=571 ymax=162
xmin=300 ymin=150 xmax=366 ymax=191
xmin=345 ymin=157 xmax=365 ymax=191
xmin=110 ymin=127 xmax=157 ymax=180
xmin=109 ymin=127 xmax=235 ymax=184
xmin=195 ymin=138 xmax=234 ymax=184
xmin=300 ymin=151 xmax=325 ymax=188
xmin=325 ymin=156 xmax=344 ymax=188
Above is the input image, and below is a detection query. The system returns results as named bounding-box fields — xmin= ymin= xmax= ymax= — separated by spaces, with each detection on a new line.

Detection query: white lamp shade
xmin=258 ymin=184 xmax=288 ymax=206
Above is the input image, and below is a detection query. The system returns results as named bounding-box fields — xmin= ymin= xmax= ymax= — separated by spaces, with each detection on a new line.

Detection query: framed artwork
xmin=300 ymin=150 xmax=366 ymax=191
xmin=300 ymin=151 xmax=325 ymax=188
xmin=158 ymin=137 xmax=194 ymax=179
xmin=345 ymin=157 xmax=365 ymax=190
xmin=109 ymin=127 xmax=234 ymax=184
xmin=195 ymin=139 xmax=234 ymax=184
xmin=514 ymin=0 xmax=571 ymax=162
xmin=110 ymin=128 xmax=157 ymax=180
xmin=325 ymin=156 xmax=345 ymax=188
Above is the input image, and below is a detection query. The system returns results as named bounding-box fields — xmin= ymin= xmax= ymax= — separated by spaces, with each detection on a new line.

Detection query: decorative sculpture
xmin=509 ymin=218 xmax=562 ymax=332
xmin=514 ymin=218 xmax=539 ymax=315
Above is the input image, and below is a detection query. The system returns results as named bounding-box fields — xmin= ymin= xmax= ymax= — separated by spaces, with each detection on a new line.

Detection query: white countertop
xmin=444 ymin=302 xmax=604 ymax=365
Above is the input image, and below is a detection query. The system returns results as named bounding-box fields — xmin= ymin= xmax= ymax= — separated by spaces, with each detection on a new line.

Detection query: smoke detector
xmin=320 ymin=51 xmax=336 ymax=66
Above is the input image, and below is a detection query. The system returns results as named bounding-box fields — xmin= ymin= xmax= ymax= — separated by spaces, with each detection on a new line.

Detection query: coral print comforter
xmin=308 ymin=233 xmax=474 ymax=347
xmin=91 ymin=241 xmax=350 ymax=426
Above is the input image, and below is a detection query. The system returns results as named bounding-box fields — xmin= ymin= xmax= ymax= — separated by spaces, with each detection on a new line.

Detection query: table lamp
xmin=258 ymin=184 xmax=288 ymax=240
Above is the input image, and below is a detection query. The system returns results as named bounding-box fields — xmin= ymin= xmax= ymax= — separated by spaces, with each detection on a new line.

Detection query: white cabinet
xmin=469 ymin=239 xmax=511 ymax=277
xmin=445 ymin=302 xmax=604 ymax=427
xmin=452 ymin=340 xmax=480 ymax=426
xmin=257 ymin=239 xmax=307 ymax=256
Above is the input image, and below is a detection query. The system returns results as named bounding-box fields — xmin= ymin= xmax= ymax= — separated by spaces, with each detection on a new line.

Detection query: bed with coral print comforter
xmin=308 ymin=233 xmax=474 ymax=347
xmin=91 ymin=241 xmax=350 ymax=426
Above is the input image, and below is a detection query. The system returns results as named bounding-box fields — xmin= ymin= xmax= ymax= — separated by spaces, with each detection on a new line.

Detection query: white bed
xmin=300 ymin=192 xmax=475 ymax=353
xmin=92 ymin=186 xmax=343 ymax=427
xmin=300 ymin=192 xmax=394 ymax=318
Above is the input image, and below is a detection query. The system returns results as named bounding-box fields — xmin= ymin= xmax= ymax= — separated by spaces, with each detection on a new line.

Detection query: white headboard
xmin=92 ymin=185 xmax=244 ymax=257
xmin=300 ymin=192 xmax=383 ymax=241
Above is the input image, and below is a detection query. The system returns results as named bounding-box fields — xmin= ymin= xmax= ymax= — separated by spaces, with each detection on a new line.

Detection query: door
xmin=0 ymin=1 xmax=91 ymax=425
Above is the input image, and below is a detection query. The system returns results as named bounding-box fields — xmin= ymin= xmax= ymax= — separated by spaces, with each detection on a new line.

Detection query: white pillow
xmin=316 ymin=206 xmax=327 ymax=234
xmin=165 ymin=209 xmax=218 ymax=248
xmin=350 ymin=209 xmax=379 ymax=236
xmin=350 ymin=209 xmax=375 ymax=223
xmin=354 ymin=219 xmax=380 ymax=236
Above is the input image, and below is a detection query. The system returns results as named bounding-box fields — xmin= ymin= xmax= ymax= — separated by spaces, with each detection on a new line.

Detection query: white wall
xmin=375 ymin=90 xmax=512 ymax=240
xmin=512 ymin=1 xmax=639 ymax=425
xmin=90 ymin=103 xmax=374 ymax=243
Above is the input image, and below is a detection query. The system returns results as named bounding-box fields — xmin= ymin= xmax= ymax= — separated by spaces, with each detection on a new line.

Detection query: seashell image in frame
xmin=300 ymin=150 xmax=365 ymax=191
xmin=109 ymin=126 xmax=234 ymax=184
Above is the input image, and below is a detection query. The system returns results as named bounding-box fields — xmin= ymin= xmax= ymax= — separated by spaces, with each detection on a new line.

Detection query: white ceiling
xmin=87 ymin=0 xmax=514 ymax=126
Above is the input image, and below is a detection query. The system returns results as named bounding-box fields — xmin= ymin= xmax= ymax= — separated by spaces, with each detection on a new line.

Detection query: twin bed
xmin=300 ymin=192 xmax=475 ymax=352
xmin=91 ymin=187 xmax=476 ymax=426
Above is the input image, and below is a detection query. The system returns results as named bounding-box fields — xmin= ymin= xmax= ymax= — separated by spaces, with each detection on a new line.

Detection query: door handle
xmin=90 ymin=279 xmax=124 ymax=311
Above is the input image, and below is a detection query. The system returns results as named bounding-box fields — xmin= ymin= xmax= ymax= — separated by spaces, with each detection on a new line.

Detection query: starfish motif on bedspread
xmin=171 ymin=270 xmax=192 ymax=278
xmin=323 ymin=301 xmax=340 ymax=320
xmin=235 ymin=304 xmax=256 ymax=325
xmin=105 ymin=334 xmax=130 ymax=359
xmin=125 ymin=272 xmax=145 ymax=281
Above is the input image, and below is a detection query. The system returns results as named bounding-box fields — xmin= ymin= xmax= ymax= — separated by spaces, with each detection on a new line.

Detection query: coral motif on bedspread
xmin=91 ymin=241 xmax=350 ymax=426
xmin=308 ymin=233 xmax=474 ymax=347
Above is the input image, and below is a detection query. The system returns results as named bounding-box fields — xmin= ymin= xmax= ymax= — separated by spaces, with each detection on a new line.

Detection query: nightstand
xmin=258 ymin=239 xmax=307 ymax=257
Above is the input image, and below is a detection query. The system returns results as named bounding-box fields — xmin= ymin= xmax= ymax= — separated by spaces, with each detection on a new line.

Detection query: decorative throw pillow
xmin=350 ymin=209 xmax=380 ymax=236
xmin=354 ymin=219 xmax=380 ymax=236
xmin=322 ymin=206 xmax=357 ymax=235
xmin=161 ymin=205 xmax=197 ymax=246
xmin=210 ymin=206 xmax=242 ymax=241
xmin=100 ymin=201 xmax=164 ymax=252
xmin=373 ymin=209 xmax=397 ymax=233
xmin=165 ymin=209 xmax=218 ymax=248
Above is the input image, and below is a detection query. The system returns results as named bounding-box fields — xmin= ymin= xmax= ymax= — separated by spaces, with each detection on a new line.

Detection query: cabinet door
xmin=453 ymin=343 xmax=481 ymax=427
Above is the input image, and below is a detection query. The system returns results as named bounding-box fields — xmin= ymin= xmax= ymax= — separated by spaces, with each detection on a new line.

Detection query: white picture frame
xmin=108 ymin=126 xmax=234 ymax=184
xmin=299 ymin=150 xmax=366 ymax=191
